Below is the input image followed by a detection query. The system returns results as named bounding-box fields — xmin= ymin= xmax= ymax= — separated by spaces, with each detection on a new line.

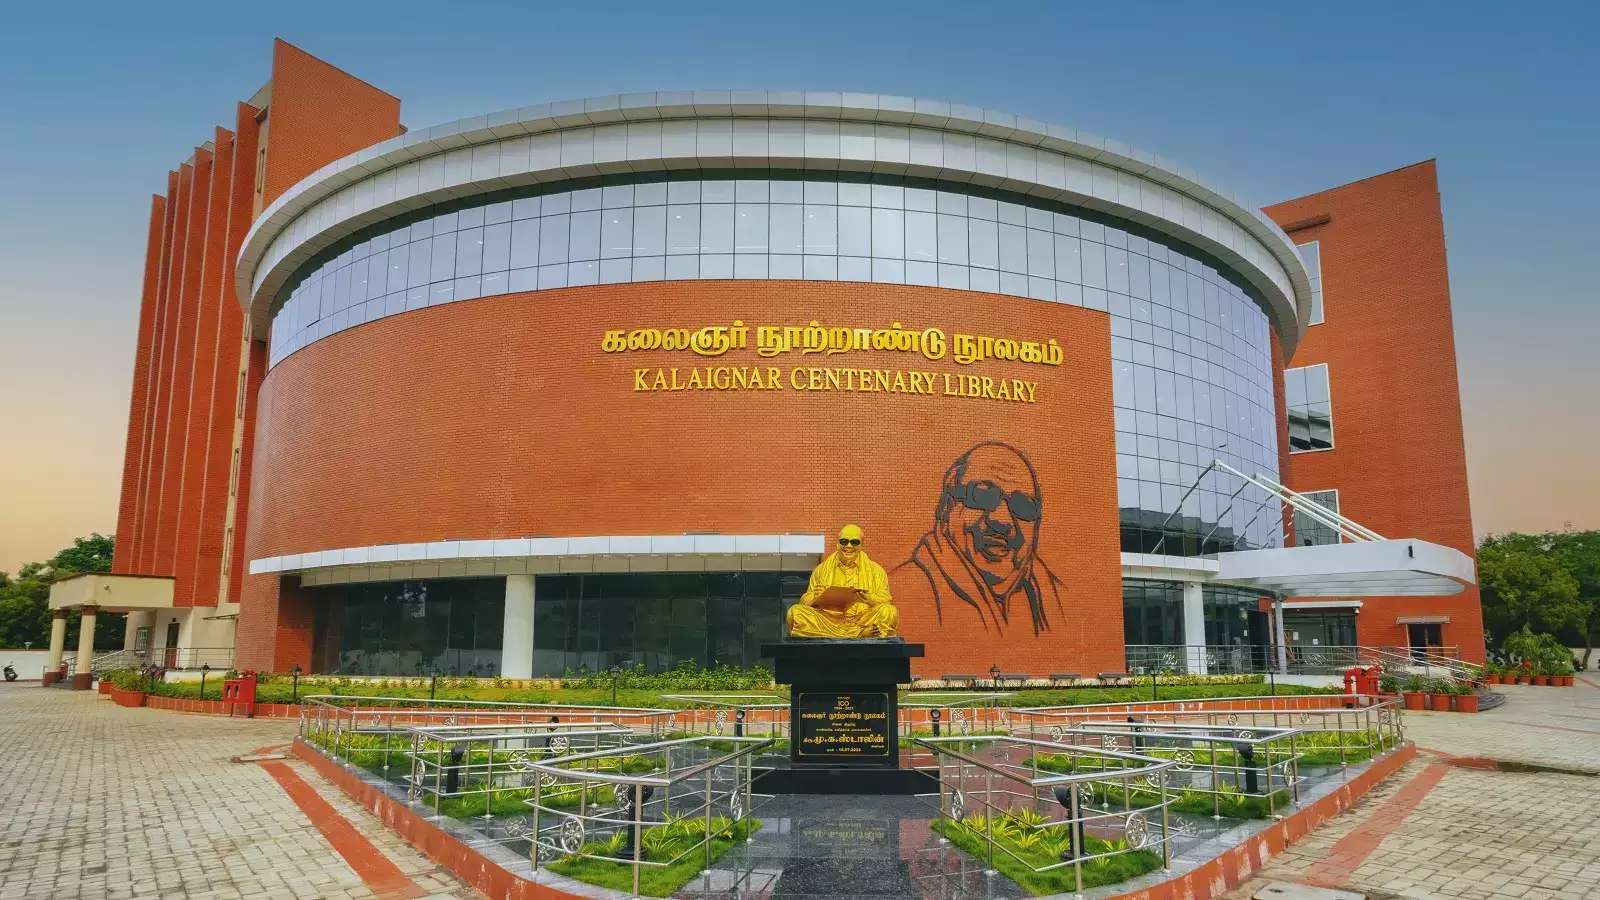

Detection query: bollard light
xmin=429 ymin=668 xmax=439 ymax=700
xmin=989 ymin=664 xmax=1001 ymax=687
xmin=290 ymin=664 xmax=302 ymax=703
xmin=200 ymin=663 xmax=212 ymax=701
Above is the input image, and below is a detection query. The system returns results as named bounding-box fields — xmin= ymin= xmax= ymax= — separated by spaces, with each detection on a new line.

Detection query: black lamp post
xmin=989 ymin=664 xmax=1001 ymax=687
xmin=608 ymin=665 xmax=623 ymax=706
xmin=429 ymin=667 xmax=439 ymax=700
xmin=200 ymin=663 xmax=212 ymax=700
xmin=290 ymin=664 xmax=302 ymax=703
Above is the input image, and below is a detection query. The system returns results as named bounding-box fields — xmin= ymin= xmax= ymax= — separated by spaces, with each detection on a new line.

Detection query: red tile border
xmin=144 ymin=694 xmax=301 ymax=718
xmin=256 ymin=758 xmax=425 ymax=898
xmin=1105 ymin=743 xmax=1417 ymax=900
xmin=292 ymin=739 xmax=585 ymax=900
xmin=1301 ymin=760 xmax=1450 ymax=887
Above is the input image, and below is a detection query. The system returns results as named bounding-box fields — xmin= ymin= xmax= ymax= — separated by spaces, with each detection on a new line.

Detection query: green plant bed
xmin=438 ymin=783 xmax=618 ymax=818
xmin=1000 ymin=681 xmax=1338 ymax=708
xmin=1030 ymin=756 xmax=1289 ymax=820
xmin=930 ymin=814 xmax=1162 ymax=894
xmin=547 ymin=817 xmax=760 ymax=897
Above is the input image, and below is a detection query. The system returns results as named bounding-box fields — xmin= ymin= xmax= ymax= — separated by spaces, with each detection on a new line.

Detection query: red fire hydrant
xmin=222 ymin=670 xmax=259 ymax=718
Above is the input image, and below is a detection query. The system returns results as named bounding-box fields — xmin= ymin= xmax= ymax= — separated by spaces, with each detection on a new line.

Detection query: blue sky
xmin=0 ymin=1 xmax=1594 ymax=569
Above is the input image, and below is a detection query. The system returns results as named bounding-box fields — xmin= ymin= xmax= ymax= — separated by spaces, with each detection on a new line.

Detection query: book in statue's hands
xmin=812 ymin=586 xmax=862 ymax=611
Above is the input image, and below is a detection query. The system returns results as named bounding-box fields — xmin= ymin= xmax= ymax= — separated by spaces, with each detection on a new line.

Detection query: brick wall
xmin=113 ymin=40 xmax=399 ymax=618
xmin=235 ymin=281 xmax=1123 ymax=677
xmin=1265 ymin=161 xmax=1485 ymax=661
xmin=260 ymin=39 xmax=402 ymax=209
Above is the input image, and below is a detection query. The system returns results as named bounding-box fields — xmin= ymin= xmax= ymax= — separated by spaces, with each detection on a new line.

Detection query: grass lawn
xmin=547 ymin=817 xmax=760 ymax=897
xmin=931 ymin=814 xmax=1163 ymax=894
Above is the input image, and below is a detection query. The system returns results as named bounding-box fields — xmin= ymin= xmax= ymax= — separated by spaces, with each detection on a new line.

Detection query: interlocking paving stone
xmin=1227 ymin=684 xmax=1600 ymax=900
xmin=0 ymin=685 xmax=477 ymax=900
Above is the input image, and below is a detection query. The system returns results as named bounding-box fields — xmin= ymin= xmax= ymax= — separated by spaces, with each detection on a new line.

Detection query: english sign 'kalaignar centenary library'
xmin=44 ymin=40 xmax=1484 ymax=685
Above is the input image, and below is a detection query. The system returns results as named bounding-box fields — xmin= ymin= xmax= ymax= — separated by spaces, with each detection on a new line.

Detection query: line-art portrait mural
xmin=895 ymin=441 xmax=1065 ymax=635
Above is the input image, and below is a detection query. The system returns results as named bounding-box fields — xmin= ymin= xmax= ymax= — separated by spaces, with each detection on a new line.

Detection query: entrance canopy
xmin=1213 ymin=539 xmax=1474 ymax=598
xmin=48 ymin=573 xmax=175 ymax=612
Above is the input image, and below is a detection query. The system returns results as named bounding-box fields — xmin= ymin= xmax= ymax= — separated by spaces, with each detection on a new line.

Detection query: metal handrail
xmin=519 ymin=735 xmax=773 ymax=897
xmin=914 ymin=734 xmax=1175 ymax=895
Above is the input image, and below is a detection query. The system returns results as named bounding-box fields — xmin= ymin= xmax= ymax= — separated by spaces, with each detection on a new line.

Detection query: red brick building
xmin=81 ymin=42 xmax=1482 ymax=684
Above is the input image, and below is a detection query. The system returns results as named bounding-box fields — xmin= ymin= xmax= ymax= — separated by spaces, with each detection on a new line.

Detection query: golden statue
xmin=785 ymin=525 xmax=900 ymax=638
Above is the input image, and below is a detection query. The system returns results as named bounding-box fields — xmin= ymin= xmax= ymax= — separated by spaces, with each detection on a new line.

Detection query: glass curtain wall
xmin=309 ymin=578 xmax=505 ymax=676
xmin=532 ymin=571 xmax=805 ymax=676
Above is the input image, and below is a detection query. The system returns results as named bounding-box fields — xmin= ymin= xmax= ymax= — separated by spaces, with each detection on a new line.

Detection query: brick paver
xmin=1228 ymin=683 xmax=1600 ymax=900
xmin=0 ymin=685 xmax=476 ymax=900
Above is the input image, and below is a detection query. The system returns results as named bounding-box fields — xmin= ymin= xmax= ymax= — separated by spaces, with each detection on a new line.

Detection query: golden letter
xmin=603 ymin=330 xmax=628 ymax=352
xmin=634 ymin=369 xmax=650 ymax=391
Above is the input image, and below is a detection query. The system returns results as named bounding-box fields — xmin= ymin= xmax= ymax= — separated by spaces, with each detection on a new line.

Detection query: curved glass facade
xmin=270 ymin=174 xmax=1282 ymax=553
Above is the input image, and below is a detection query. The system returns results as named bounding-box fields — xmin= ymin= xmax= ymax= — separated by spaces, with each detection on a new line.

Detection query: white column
xmin=124 ymin=610 xmax=154 ymax=653
xmin=501 ymin=574 xmax=535 ymax=680
xmin=1273 ymin=595 xmax=1289 ymax=675
xmin=73 ymin=606 xmax=97 ymax=689
xmin=47 ymin=612 xmax=68 ymax=673
xmin=1181 ymin=582 xmax=1207 ymax=675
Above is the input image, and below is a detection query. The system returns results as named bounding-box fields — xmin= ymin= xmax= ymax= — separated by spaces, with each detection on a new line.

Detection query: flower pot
xmin=1561 ymin=675 xmax=1575 ymax=686
xmin=1430 ymin=693 xmax=1452 ymax=712
xmin=1516 ymin=675 xmax=1531 ymax=685
xmin=1533 ymin=675 xmax=1549 ymax=686
xmin=97 ymin=680 xmax=113 ymax=695
xmin=1403 ymin=692 xmax=1428 ymax=711
xmin=110 ymin=687 xmax=147 ymax=708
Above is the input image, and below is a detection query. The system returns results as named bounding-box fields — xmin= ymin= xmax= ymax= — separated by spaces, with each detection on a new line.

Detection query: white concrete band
xmin=234 ymin=92 xmax=1312 ymax=356
xmin=249 ymin=533 xmax=828 ymax=577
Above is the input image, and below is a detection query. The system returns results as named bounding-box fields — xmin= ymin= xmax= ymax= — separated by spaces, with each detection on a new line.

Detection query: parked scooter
xmin=2 ymin=663 xmax=17 ymax=682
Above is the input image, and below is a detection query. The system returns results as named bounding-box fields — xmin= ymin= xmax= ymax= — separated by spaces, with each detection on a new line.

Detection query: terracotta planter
xmin=97 ymin=680 xmax=113 ymax=695
xmin=1533 ymin=675 xmax=1549 ymax=686
xmin=110 ymin=687 xmax=147 ymax=708
xmin=1430 ymin=693 xmax=1452 ymax=712
xmin=1454 ymin=693 xmax=1480 ymax=713
xmin=1561 ymin=675 xmax=1575 ymax=686
xmin=1516 ymin=675 xmax=1531 ymax=685
xmin=1403 ymin=692 xmax=1428 ymax=711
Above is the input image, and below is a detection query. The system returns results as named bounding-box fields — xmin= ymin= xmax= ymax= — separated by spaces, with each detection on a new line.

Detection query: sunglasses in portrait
xmin=838 ymin=538 xmax=862 ymax=546
xmin=945 ymin=480 xmax=1040 ymax=521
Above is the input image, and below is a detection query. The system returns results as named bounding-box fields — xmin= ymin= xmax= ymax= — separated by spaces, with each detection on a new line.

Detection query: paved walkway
xmin=1227 ymin=683 xmax=1600 ymax=900
xmin=4 ymin=683 xmax=1599 ymax=900
xmin=0 ymin=685 xmax=474 ymax=900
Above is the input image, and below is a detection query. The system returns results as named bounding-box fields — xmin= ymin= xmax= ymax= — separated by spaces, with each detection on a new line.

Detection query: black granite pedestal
xmin=756 ymin=639 xmax=931 ymax=795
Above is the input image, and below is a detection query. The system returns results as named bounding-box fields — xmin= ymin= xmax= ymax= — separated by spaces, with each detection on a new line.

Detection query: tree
xmin=1549 ymin=530 xmax=1600 ymax=670
xmin=0 ymin=534 xmax=122 ymax=651
xmin=1477 ymin=532 xmax=1583 ymax=646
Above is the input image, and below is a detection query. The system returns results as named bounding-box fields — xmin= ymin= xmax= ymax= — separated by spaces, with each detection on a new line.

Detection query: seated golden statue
xmin=785 ymin=525 xmax=900 ymax=638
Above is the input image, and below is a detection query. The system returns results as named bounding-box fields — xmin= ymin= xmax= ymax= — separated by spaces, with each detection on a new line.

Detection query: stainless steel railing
xmin=518 ymin=735 xmax=772 ymax=897
xmin=913 ymin=734 xmax=1175 ymax=895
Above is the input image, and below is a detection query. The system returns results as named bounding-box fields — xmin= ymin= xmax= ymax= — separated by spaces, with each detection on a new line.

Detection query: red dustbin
xmin=222 ymin=671 xmax=258 ymax=718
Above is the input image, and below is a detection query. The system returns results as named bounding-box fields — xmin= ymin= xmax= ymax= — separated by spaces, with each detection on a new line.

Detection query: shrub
xmin=107 ymin=668 xmax=156 ymax=692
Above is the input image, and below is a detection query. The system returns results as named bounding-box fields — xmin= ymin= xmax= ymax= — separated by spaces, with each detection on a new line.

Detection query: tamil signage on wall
xmin=604 ymin=320 xmax=1059 ymax=403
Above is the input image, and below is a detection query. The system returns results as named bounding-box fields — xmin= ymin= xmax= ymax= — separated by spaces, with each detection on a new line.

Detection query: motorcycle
xmin=2 ymin=663 xmax=17 ymax=682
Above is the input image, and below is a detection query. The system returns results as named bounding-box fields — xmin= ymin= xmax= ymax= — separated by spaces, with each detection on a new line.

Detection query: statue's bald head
xmin=837 ymin=524 xmax=864 ymax=564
